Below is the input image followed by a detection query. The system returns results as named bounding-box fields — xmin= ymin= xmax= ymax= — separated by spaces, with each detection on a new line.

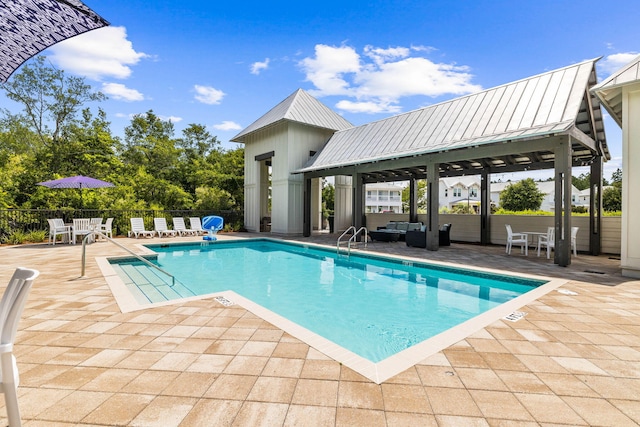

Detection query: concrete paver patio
xmin=1 ymin=232 xmax=639 ymax=426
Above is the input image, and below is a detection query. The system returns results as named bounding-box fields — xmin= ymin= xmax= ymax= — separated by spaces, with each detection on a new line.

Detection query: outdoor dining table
xmin=522 ymin=231 xmax=548 ymax=252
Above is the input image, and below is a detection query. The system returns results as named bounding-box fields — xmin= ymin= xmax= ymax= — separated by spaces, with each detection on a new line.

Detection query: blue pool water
xmin=111 ymin=239 xmax=545 ymax=362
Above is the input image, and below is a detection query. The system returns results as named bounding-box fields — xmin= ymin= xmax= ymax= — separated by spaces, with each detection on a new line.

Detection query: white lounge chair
xmin=128 ymin=218 xmax=155 ymax=238
xmin=47 ymin=218 xmax=70 ymax=245
xmin=172 ymin=217 xmax=197 ymax=236
xmin=154 ymin=217 xmax=178 ymax=237
xmin=189 ymin=217 xmax=207 ymax=235
xmin=505 ymin=224 xmax=528 ymax=255
xmin=571 ymin=226 xmax=579 ymax=256
xmin=0 ymin=267 xmax=39 ymax=427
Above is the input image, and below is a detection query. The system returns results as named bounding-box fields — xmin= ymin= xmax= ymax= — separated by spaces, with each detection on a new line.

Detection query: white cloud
xmin=101 ymin=83 xmax=144 ymax=101
xmin=160 ymin=115 xmax=183 ymax=123
xmin=299 ymin=44 xmax=361 ymax=96
xmin=49 ymin=26 xmax=147 ymax=80
xmin=299 ymin=44 xmax=482 ymax=114
xmin=213 ymin=121 xmax=242 ymax=131
xmin=194 ymin=85 xmax=225 ymax=105
xmin=251 ymin=58 xmax=270 ymax=75
xmin=598 ymin=52 xmax=639 ymax=76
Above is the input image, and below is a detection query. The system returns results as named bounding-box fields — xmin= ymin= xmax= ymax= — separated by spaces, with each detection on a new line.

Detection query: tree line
xmin=0 ymin=56 xmax=244 ymax=213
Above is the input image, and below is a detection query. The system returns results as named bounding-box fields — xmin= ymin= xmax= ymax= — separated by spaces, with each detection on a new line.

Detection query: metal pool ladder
xmin=337 ymin=226 xmax=368 ymax=256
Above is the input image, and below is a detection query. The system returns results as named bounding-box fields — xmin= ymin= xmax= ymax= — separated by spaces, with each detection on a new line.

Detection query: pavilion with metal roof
xmin=233 ymin=59 xmax=609 ymax=266
xmin=293 ymin=58 xmax=609 ymax=266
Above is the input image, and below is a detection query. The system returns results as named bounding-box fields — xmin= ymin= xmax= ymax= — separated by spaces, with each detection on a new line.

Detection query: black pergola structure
xmin=299 ymin=58 xmax=609 ymax=267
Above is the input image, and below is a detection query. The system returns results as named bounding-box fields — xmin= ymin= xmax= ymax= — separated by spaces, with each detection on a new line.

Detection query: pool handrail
xmin=337 ymin=226 xmax=368 ymax=256
xmin=80 ymin=230 xmax=176 ymax=287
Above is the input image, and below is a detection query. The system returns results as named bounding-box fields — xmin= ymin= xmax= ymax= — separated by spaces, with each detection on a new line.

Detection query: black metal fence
xmin=0 ymin=209 xmax=244 ymax=238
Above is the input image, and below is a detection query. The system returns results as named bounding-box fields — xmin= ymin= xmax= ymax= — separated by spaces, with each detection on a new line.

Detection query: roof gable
xmin=592 ymin=54 xmax=640 ymax=126
xmin=299 ymin=58 xmax=607 ymax=173
xmin=231 ymin=89 xmax=353 ymax=142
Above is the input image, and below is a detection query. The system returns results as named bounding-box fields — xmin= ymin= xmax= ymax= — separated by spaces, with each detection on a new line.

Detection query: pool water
xmin=111 ymin=239 xmax=545 ymax=363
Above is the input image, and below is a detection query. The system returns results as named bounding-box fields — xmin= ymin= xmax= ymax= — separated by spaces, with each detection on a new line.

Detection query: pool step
xmin=115 ymin=263 xmax=195 ymax=303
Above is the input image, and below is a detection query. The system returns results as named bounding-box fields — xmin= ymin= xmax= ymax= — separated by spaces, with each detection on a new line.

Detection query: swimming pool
xmin=107 ymin=239 xmax=554 ymax=371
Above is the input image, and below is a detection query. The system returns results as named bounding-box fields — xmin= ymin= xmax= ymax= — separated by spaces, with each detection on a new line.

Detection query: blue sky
xmin=3 ymin=0 xmax=638 ymax=181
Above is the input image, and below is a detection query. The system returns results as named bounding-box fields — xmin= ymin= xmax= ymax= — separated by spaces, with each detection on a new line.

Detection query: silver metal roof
xmin=298 ymin=58 xmax=608 ymax=176
xmin=592 ymin=54 xmax=640 ymax=127
xmin=231 ymin=89 xmax=353 ymax=142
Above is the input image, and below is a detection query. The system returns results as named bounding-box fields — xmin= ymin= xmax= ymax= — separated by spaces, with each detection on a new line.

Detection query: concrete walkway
xmin=1 ymin=233 xmax=638 ymax=426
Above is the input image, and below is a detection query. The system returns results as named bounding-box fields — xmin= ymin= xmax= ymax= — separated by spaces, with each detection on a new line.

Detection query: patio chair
xmin=172 ymin=217 xmax=198 ymax=236
xmin=571 ymin=226 xmax=579 ymax=256
xmin=153 ymin=217 xmax=178 ymax=237
xmin=99 ymin=218 xmax=114 ymax=239
xmin=0 ymin=267 xmax=39 ymax=427
xmin=189 ymin=217 xmax=207 ymax=235
xmin=505 ymin=224 xmax=528 ymax=255
xmin=128 ymin=218 xmax=155 ymax=239
xmin=72 ymin=218 xmax=93 ymax=244
xmin=537 ymin=226 xmax=554 ymax=258
xmin=47 ymin=218 xmax=71 ymax=245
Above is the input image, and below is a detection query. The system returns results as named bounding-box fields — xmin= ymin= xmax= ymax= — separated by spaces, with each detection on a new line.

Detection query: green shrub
xmin=26 ymin=230 xmax=47 ymax=243
xmin=4 ymin=230 xmax=27 ymax=244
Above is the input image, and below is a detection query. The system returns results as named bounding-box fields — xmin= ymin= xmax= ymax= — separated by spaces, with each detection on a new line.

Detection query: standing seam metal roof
xmin=230 ymin=89 xmax=353 ymax=142
xmin=592 ymin=53 xmax=640 ymax=127
xmin=297 ymin=58 xmax=607 ymax=173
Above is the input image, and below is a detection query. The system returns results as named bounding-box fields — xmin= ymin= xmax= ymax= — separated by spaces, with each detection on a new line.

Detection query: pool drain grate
xmin=503 ymin=311 xmax=527 ymax=322
xmin=214 ymin=296 xmax=235 ymax=306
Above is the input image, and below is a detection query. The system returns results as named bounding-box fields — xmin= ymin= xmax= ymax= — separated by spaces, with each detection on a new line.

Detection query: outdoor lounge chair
xmin=537 ymin=226 xmax=554 ymax=258
xmin=154 ymin=217 xmax=178 ymax=237
xmin=128 ymin=218 xmax=155 ymax=238
xmin=172 ymin=217 xmax=198 ymax=236
xmin=189 ymin=217 xmax=207 ymax=235
xmin=47 ymin=218 xmax=71 ymax=245
xmin=0 ymin=267 xmax=39 ymax=427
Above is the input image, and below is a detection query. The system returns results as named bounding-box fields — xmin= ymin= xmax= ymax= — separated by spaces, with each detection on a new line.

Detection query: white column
xmin=311 ymin=178 xmax=322 ymax=230
xmin=334 ymin=175 xmax=353 ymax=233
xmin=622 ymin=85 xmax=640 ymax=277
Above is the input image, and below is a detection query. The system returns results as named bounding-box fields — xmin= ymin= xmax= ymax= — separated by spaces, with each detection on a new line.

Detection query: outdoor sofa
xmin=405 ymin=223 xmax=452 ymax=248
xmin=371 ymin=221 xmax=422 ymax=242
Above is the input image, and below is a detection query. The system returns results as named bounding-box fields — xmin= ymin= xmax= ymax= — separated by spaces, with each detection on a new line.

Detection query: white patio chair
xmin=537 ymin=226 xmax=555 ymax=258
xmin=99 ymin=218 xmax=114 ymax=239
xmin=153 ymin=217 xmax=178 ymax=237
xmin=571 ymin=226 xmax=579 ymax=257
xmin=189 ymin=217 xmax=206 ymax=235
xmin=72 ymin=218 xmax=93 ymax=244
xmin=128 ymin=218 xmax=155 ymax=238
xmin=505 ymin=224 xmax=528 ymax=255
xmin=0 ymin=267 xmax=39 ymax=427
xmin=47 ymin=218 xmax=70 ymax=245
xmin=172 ymin=217 xmax=197 ymax=236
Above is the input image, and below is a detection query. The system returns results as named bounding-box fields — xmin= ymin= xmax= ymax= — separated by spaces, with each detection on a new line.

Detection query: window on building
xmin=445 ymin=189 xmax=448 ymax=197
xmin=378 ymin=190 xmax=389 ymax=201
xmin=453 ymin=187 xmax=462 ymax=197
xmin=470 ymin=187 xmax=478 ymax=197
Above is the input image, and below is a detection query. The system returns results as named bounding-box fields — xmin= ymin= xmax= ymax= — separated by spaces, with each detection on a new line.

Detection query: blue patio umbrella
xmin=0 ymin=0 xmax=109 ymax=82
xmin=38 ymin=175 xmax=114 ymax=208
